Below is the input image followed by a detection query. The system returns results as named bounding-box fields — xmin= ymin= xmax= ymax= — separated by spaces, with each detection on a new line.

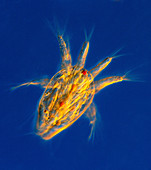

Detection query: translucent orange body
xmin=14 ymin=29 xmax=128 ymax=140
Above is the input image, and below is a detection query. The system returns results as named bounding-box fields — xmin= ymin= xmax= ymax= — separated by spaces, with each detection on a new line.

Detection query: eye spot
xmin=82 ymin=70 xmax=87 ymax=75
xmin=59 ymin=101 xmax=64 ymax=107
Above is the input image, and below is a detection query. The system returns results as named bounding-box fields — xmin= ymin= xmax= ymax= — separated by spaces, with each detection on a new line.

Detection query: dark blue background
xmin=0 ymin=0 xmax=151 ymax=170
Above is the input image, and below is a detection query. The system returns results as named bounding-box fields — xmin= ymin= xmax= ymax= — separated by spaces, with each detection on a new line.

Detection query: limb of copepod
xmin=89 ymin=57 xmax=113 ymax=78
xmin=76 ymin=29 xmax=94 ymax=70
xmin=93 ymin=63 xmax=145 ymax=94
xmin=94 ymin=75 xmax=128 ymax=94
xmin=89 ymin=48 xmax=124 ymax=78
xmin=57 ymin=35 xmax=72 ymax=72
xmin=46 ymin=18 xmax=72 ymax=73
xmin=76 ymin=41 xmax=89 ymax=70
xmin=11 ymin=78 xmax=50 ymax=90
xmin=85 ymin=102 xmax=97 ymax=140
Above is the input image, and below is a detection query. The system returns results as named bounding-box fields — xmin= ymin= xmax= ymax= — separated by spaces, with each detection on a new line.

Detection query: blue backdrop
xmin=0 ymin=0 xmax=151 ymax=169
